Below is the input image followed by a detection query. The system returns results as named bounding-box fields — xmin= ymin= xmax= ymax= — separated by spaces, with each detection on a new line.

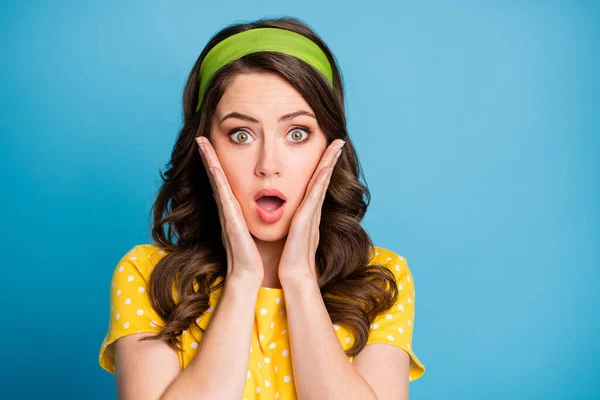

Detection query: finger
xmin=315 ymin=166 xmax=333 ymax=224
xmin=210 ymin=165 xmax=242 ymax=228
xmin=208 ymin=166 xmax=234 ymax=264
xmin=196 ymin=137 xmax=249 ymax=233
xmin=298 ymin=140 xmax=343 ymax=221
xmin=318 ymin=149 xmax=340 ymax=208
xmin=195 ymin=138 xmax=225 ymax=219
xmin=298 ymin=165 xmax=332 ymax=222
xmin=314 ymin=144 xmax=343 ymax=222
xmin=306 ymin=139 xmax=346 ymax=196
xmin=210 ymin=166 xmax=234 ymax=233
xmin=196 ymin=137 xmax=219 ymax=195
xmin=196 ymin=137 xmax=236 ymax=197
xmin=196 ymin=137 xmax=235 ymax=231
xmin=196 ymin=137 xmax=234 ymax=207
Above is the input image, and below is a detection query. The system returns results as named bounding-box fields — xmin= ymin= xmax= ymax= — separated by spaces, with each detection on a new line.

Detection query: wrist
xmin=225 ymin=272 xmax=263 ymax=292
xmin=279 ymin=270 xmax=316 ymax=290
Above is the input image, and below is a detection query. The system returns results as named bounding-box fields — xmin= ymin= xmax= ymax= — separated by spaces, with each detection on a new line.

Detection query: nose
xmin=254 ymin=138 xmax=281 ymax=178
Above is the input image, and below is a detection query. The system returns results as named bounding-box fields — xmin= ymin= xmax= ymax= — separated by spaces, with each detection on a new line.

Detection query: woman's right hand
xmin=195 ymin=136 xmax=264 ymax=285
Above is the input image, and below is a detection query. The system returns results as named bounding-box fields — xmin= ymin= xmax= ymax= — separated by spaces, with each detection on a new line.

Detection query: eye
xmin=287 ymin=127 xmax=311 ymax=143
xmin=229 ymin=129 xmax=254 ymax=144
xmin=228 ymin=126 xmax=313 ymax=145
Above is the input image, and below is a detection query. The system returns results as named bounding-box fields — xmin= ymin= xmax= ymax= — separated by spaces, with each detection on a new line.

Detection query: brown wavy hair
xmin=139 ymin=16 xmax=399 ymax=358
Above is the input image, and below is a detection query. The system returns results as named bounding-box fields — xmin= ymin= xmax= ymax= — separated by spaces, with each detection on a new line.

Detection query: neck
xmin=252 ymin=235 xmax=286 ymax=289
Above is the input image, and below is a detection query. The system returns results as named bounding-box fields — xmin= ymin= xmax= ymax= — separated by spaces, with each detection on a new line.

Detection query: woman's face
xmin=208 ymin=72 xmax=328 ymax=242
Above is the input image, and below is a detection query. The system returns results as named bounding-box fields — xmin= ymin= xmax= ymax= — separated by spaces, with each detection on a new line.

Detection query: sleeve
xmin=98 ymin=245 xmax=166 ymax=374
xmin=365 ymin=252 xmax=426 ymax=382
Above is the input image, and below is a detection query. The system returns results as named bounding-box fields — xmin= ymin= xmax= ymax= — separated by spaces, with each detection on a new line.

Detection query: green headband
xmin=195 ymin=27 xmax=334 ymax=112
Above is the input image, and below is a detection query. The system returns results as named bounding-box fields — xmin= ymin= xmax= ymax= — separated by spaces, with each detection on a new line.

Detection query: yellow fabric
xmin=99 ymin=244 xmax=426 ymax=397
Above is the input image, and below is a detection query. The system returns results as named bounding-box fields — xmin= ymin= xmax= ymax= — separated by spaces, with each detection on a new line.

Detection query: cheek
xmin=289 ymin=153 xmax=323 ymax=197
xmin=218 ymin=157 xmax=247 ymax=197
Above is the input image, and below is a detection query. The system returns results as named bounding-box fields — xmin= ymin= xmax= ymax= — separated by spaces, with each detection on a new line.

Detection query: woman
xmin=99 ymin=16 xmax=425 ymax=399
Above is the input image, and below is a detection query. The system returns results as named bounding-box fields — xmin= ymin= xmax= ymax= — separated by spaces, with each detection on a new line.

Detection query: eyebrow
xmin=219 ymin=110 xmax=316 ymax=124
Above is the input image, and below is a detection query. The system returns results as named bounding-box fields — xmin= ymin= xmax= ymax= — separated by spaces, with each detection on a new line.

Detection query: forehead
xmin=215 ymin=72 xmax=313 ymax=118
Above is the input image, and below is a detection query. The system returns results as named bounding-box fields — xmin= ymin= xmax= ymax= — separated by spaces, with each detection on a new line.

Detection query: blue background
xmin=2 ymin=1 xmax=598 ymax=398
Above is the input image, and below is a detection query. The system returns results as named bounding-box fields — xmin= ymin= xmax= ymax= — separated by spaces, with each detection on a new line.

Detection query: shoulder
xmin=363 ymin=247 xmax=425 ymax=380
xmin=370 ymin=246 xmax=416 ymax=292
xmin=371 ymin=246 xmax=412 ymax=274
xmin=112 ymin=243 xmax=168 ymax=280
xmin=99 ymin=244 xmax=171 ymax=374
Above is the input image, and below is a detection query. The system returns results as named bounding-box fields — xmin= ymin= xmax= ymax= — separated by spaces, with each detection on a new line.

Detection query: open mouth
xmin=256 ymin=196 xmax=285 ymax=211
xmin=255 ymin=195 xmax=286 ymax=223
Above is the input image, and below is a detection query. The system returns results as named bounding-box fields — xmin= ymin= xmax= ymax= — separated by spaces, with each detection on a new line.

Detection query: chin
xmin=249 ymin=225 xmax=289 ymax=242
xmin=248 ymin=212 xmax=292 ymax=242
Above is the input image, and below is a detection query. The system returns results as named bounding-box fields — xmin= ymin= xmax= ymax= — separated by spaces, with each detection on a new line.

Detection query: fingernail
xmin=196 ymin=137 xmax=204 ymax=152
xmin=336 ymin=142 xmax=345 ymax=158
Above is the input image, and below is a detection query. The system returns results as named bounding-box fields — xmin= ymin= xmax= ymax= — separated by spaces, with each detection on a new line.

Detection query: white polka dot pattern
xmin=98 ymin=244 xmax=425 ymax=397
xmin=98 ymin=245 xmax=163 ymax=374
xmin=363 ymin=250 xmax=425 ymax=382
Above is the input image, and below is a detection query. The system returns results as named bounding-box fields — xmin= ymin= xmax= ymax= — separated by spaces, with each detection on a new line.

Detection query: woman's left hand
xmin=278 ymin=139 xmax=346 ymax=283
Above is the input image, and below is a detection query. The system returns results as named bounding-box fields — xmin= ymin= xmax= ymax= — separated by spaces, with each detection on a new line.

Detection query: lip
xmin=255 ymin=201 xmax=286 ymax=223
xmin=253 ymin=188 xmax=287 ymax=202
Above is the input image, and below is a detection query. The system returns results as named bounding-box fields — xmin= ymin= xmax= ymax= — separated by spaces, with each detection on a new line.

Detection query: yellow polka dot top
xmin=99 ymin=244 xmax=425 ymax=398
